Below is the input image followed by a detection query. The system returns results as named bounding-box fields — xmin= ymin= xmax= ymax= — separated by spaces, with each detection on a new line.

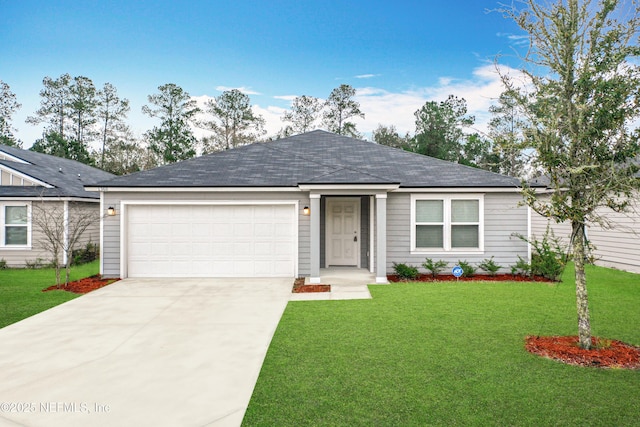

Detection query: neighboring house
xmin=87 ymin=130 xmax=534 ymax=283
xmin=530 ymin=178 xmax=640 ymax=274
xmin=0 ymin=145 xmax=114 ymax=267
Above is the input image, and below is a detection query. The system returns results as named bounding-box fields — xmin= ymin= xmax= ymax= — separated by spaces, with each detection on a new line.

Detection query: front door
xmin=326 ymin=198 xmax=360 ymax=267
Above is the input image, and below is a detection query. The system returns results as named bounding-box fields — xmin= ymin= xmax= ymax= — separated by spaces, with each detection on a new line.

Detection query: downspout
xmin=99 ymin=193 xmax=104 ymax=275
xmin=527 ymin=206 xmax=532 ymax=262
xmin=63 ymin=200 xmax=69 ymax=266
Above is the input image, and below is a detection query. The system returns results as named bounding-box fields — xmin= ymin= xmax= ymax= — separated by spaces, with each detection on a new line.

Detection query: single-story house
xmin=87 ymin=130 xmax=535 ymax=283
xmin=0 ymin=144 xmax=114 ymax=267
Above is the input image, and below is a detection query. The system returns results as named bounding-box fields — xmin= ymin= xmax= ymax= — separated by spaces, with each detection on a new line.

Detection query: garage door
xmin=126 ymin=204 xmax=296 ymax=278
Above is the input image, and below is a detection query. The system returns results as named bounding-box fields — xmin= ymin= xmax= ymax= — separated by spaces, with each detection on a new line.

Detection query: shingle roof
xmin=89 ymin=130 xmax=522 ymax=188
xmin=0 ymin=145 xmax=115 ymax=199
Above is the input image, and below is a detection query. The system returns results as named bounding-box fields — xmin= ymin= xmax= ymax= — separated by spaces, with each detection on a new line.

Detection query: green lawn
xmin=0 ymin=261 xmax=99 ymax=328
xmin=243 ymin=264 xmax=640 ymax=426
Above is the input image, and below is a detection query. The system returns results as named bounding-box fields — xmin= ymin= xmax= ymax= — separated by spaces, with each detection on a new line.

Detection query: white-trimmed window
xmin=411 ymin=195 xmax=483 ymax=252
xmin=1 ymin=203 xmax=31 ymax=247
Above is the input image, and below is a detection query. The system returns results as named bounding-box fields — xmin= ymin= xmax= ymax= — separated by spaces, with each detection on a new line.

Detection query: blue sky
xmin=1 ymin=0 xmax=528 ymax=147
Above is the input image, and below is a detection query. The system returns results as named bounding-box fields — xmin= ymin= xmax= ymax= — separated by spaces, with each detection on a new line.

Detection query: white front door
xmin=326 ymin=198 xmax=360 ymax=267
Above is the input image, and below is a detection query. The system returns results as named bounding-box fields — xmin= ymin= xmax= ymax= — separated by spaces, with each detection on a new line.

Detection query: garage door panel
xmin=127 ymin=204 xmax=296 ymax=278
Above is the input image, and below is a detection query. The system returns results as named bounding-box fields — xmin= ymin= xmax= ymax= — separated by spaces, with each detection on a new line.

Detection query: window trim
xmin=410 ymin=194 xmax=484 ymax=254
xmin=1 ymin=202 xmax=32 ymax=249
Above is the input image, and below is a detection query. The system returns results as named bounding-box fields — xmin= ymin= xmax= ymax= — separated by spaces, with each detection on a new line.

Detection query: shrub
xmin=511 ymin=256 xmax=532 ymax=277
xmin=25 ymin=258 xmax=48 ymax=269
xmin=478 ymin=256 xmax=502 ymax=276
xmin=422 ymin=258 xmax=448 ymax=278
xmin=392 ymin=262 xmax=420 ymax=281
xmin=0 ymin=259 xmax=6 ymax=269
xmin=457 ymin=260 xmax=476 ymax=277
xmin=513 ymin=226 xmax=569 ymax=281
xmin=72 ymin=242 xmax=99 ymax=265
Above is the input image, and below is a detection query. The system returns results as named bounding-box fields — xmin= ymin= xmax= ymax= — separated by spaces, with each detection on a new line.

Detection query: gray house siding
xmin=101 ymin=191 xmax=310 ymax=278
xmin=386 ymin=192 xmax=529 ymax=274
xmin=531 ymin=194 xmax=640 ymax=274
xmin=1 ymin=200 xmax=100 ymax=267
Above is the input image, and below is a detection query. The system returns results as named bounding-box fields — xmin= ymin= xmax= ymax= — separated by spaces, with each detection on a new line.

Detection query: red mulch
xmin=525 ymin=335 xmax=640 ymax=369
xmin=42 ymin=275 xmax=120 ymax=294
xmin=292 ymin=277 xmax=331 ymax=293
xmin=387 ymin=273 xmax=554 ymax=283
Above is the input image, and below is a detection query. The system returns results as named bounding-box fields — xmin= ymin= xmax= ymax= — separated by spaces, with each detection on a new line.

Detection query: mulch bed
xmin=42 ymin=275 xmax=120 ymax=294
xmin=525 ymin=335 xmax=640 ymax=369
xmin=387 ymin=273 xmax=554 ymax=283
xmin=292 ymin=277 xmax=331 ymax=293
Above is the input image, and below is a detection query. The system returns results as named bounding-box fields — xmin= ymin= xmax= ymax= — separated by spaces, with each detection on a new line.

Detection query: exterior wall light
xmin=107 ymin=206 xmax=116 ymax=216
xmin=303 ymin=206 xmax=310 ymax=216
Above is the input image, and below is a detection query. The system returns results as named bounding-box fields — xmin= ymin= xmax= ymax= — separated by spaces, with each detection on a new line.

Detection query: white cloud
xmin=273 ymin=95 xmax=297 ymax=102
xmin=496 ymin=32 xmax=530 ymax=46
xmin=240 ymin=63 xmax=525 ymax=139
xmin=214 ymin=86 xmax=261 ymax=95
xmin=352 ymin=63 xmax=522 ymax=137
xmin=355 ymin=74 xmax=379 ymax=79
xmin=253 ymin=104 xmax=288 ymax=135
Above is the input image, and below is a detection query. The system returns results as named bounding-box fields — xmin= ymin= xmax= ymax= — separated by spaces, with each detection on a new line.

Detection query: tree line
xmin=0 ymin=76 xmax=530 ymax=178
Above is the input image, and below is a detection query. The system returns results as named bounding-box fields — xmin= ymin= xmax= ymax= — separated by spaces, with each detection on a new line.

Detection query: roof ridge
xmin=262 ymin=137 xmax=391 ymax=182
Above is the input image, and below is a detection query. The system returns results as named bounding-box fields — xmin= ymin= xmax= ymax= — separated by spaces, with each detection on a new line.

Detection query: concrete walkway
xmin=0 ymin=278 xmax=292 ymax=427
xmin=290 ymin=267 xmax=376 ymax=301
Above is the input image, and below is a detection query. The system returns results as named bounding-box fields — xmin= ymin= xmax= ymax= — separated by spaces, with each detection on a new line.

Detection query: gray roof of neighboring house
xmin=0 ymin=145 xmax=115 ymax=199
xmin=88 ymin=130 xmax=525 ymax=189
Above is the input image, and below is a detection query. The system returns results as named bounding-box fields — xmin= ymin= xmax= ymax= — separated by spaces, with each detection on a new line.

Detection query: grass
xmin=243 ymin=264 xmax=640 ymax=426
xmin=0 ymin=260 xmax=99 ymax=328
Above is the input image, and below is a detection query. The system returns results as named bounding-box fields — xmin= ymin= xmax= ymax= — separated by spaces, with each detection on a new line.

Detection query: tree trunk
xmin=572 ymin=221 xmax=592 ymax=349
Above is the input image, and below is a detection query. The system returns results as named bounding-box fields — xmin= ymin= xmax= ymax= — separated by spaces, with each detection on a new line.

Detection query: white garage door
xmin=126 ymin=204 xmax=296 ymax=278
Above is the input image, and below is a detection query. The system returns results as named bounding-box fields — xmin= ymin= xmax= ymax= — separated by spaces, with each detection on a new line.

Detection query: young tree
xmin=26 ymin=73 xmax=72 ymax=139
xmin=142 ymin=83 xmax=200 ymax=164
xmin=96 ymin=82 xmax=130 ymax=168
xmin=322 ymin=84 xmax=365 ymax=137
xmin=31 ymin=200 xmax=100 ymax=286
xmin=501 ymin=0 xmax=640 ymax=349
xmin=488 ymin=91 xmax=528 ymax=177
xmin=199 ymin=89 xmax=265 ymax=152
xmin=411 ymin=95 xmax=474 ymax=162
xmin=281 ymin=95 xmax=322 ymax=135
xmin=0 ymin=80 xmax=22 ymax=147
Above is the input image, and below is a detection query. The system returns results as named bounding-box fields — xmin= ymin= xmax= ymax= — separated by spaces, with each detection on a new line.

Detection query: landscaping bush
xmin=422 ymin=258 xmax=448 ymax=278
xmin=24 ymin=258 xmax=49 ymax=269
xmin=0 ymin=259 xmax=6 ymax=269
xmin=478 ymin=256 xmax=502 ymax=276
xmin=457 ymin=260 xmax=476 ymax=277
xmin=392 ymin=262 xmax=420 ymax=281
xmin=511 ymin=256 xmax=532 ymax=277
xmin=72 ymin=242 xmax=99 ymax=265
xmin=514 ymin=226 xmax=569 ymax=281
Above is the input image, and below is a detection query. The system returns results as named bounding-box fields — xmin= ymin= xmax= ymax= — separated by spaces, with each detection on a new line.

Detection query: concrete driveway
xmin=0 ymin=277 xmax=292 ymax=427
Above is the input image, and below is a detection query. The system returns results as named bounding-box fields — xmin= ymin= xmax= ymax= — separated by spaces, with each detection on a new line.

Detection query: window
xmin=412 ymin=195 xmax=483 ymax=252
xmin=1 ymin=204 xmax=30 ymax=247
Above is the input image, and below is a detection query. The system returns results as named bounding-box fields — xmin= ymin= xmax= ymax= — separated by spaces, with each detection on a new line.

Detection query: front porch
xmin=301 ymin=186 xmax=396 ymax=285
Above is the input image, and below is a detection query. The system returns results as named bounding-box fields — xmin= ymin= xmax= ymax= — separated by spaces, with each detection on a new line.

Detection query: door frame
xmin=325 ymin=197 xmax=360 ymax=267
